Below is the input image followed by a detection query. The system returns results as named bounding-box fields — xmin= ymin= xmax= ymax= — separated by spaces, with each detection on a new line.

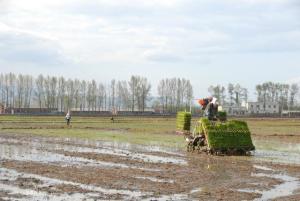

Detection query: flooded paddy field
xmin=0 ymin=116 xmax=300 ymax=200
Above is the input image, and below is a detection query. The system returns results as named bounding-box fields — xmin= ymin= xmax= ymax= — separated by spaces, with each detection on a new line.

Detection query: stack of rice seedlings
xmin=200 ymin=118 xmax=255 ymax=152
xmin=176 ymin=112 xmax=192 ymax=132
xmin=217 ymin=111 xmax=227 ymax=121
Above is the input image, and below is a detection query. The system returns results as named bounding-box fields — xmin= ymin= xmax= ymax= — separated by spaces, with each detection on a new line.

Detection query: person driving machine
xmin=198 ymin=97 xmax=218 ymax=120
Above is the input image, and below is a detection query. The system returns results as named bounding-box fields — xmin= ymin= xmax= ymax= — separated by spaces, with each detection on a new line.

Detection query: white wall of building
xmin=222 ymin=101 xmax=280 ymax=116
xmin=247 ymin=102 xmax=279 ymax=114
xmin=222 ymin=105 xmax=247 ymax=116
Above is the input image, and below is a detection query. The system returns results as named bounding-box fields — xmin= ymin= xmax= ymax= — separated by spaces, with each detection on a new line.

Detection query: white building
xmin=221 ymin=101 xmax=280 ymax=116
xmin=222 ymin=105 xmax=247 ymax=116
xmin=246 ymin=101 xmax=279 ymax=114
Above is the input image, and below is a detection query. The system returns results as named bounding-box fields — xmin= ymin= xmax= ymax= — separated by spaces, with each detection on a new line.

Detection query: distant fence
xmin=1 ymin=109 xmax=300 ymax=118
xmin=0 ymin=110 xmax=176 ymax=117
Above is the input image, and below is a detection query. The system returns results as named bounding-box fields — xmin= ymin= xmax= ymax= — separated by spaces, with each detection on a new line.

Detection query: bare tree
xmin=289 ymin=83 xmax=299 ymax=108
xmin=158 ymin=78 xmax=193 ymax=113
xmin=110 ymin=79 xmax=116 ymax=110
xmin=0 ymin=74 xmax=5 ymax=105
xmin=0 ymin=72 xmax=199 ymax=114
xmin=35 ymin=74 xmax=45 ymax=110
xmin=256 ymin=82 xmax=292 ymax=113
xmin=91 ymin=80 xmax=97 ymax=111
xmin=184 ymin=80 xmax=193 ymax=111
xmin=86 ymin=81 xmax=92 ymax=111
xmin=4 ymin=74 xmax=10 ymax=108
xmin=73 ymin=79 xmax=81 ymax=110
xmin=208 ymin=85 xmax=226 ymax=105
xmin=57 ymin=77 xmax=66 ymax=112
xmin=43 ymin=76 xmax=51 ymax=109
xmin=65 ymin=79 xmax=75 ymax=111
xmin=16 ymin=74 xmax=25 ymax=109
xmin=128 ymin=76 xmax=138 ymax=111
xmin=49 ymin=76 xmax=57 ymax=109
xmin=24 ymin=75 xmax=33 ymax=108
xmin=8 ymin=73 xmax=16 ymax=108
xmin=80 ymin=80 xmax=87 ymax=111
xmin=97 ymin=83 xmax=105 ymax=111
xmin=139 ymin=77 xmax=151 ymax=112
xmin=157 ymin=79 xmax=166 ymax=112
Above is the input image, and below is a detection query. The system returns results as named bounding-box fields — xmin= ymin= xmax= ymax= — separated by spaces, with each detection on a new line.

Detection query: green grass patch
xmin=0 ymin=116 xmax=184 ymax=149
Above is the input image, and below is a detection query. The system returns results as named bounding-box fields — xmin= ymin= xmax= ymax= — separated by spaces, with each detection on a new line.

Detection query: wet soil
xmin=0 ymin=134 xmax=299 ymax=201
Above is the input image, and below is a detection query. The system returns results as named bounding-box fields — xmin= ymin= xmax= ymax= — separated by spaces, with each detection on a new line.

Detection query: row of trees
xmin=208 ymin=83 xmax=248 ymax=106
xmin=0 ymin=73 xmax=34 ymax=109
xmin=157 ymin=78 xmax=193 ymax=113
xmin=256 ymin=82 xmax=299 ymax=111
xmin=0 ymin=73 xmax=154 ymax=112
xmin=208 ymin=82 xmax=300 ymax=111
xmin=1 ymin=72 xmax=299 ymax=113
xmin=0 ymin=73 xmax=194 ymax=112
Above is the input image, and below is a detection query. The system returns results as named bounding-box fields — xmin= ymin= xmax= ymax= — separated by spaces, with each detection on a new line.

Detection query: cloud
xmin=0 ymin=0 xmax=299 ymax=93
xmin=0 ymin=22 xmax=67 ymax=65
xmin=143 ymin=50 xmax=183 ymax=63
xmin=287 ymin=77 xmax=300 ymax=85
xmin=2 ymin=0 xmax=299 ymax=64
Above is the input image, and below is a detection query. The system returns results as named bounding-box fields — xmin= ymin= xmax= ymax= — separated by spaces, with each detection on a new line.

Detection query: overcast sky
xmin=0 ymin=0 xmax=300 ymax=99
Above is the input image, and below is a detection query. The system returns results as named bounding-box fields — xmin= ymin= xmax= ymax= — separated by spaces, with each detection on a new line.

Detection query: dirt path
xmin=0 ymin=134 xmax=299 ymax=201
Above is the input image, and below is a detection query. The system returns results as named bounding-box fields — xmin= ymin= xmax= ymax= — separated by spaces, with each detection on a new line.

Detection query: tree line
xmin=0 ymin=73 xmax=194 ymax=112
xmin=208 ymin=84 xmax=248 ymax=106
xmin=256 ymin=82 xmax=299 ymax=112
xmin=157 ymin=78 xmax=193 ymax=113
xmin=1 ymin=72 xmax=299 ymax=113
xmin=208 ymin=82 xmax=300 ymax=111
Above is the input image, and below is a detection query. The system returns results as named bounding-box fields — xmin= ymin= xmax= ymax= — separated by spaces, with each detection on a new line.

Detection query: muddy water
xmin=253 ymin=149 xmax=300 ymax=165
xmin=0 ymin=143 xmax=165 ymax=171
xmin=0 ymin=136 xmax=190 ymax=200
xmin=0 ymin=136 xmax=186 ymax=165
xmin=0 ymin=135 xmax=300 ymax=200
xmin=253 ymin=140 xmax=300 ymax=165
xmin=238 ymin=165 xmax=300 ymax=201
xmin=0 ymin=165 xmax=199 ymax=201
xmin=0 ymin=166 xmax=150 ymax=200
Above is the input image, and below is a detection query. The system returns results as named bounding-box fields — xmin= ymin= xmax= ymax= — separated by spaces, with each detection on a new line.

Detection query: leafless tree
xmin=16 ymin=74 xmax=25 ymax=109
xmin=289 ymin=83 xmax=299 ymax=108
xmin=35 ymin=74 xmax=45 ymax=110
xmin=139 ymin=77 xmax=151 ymax=111
xmin=65 ymin=79 xmax=75 ymax=111
xmin=80 ymin=80 xmax=87 ymax=111
xmin=157 ymin=79 xmax=166 ymax=112
xmin=57 ymin=77 xmax=66 ymax=112
xmin=128 ymin=76 xmax=138 ymax=111
xmin=49 ymin=76 xmax=57 ymax=109
xmin=208 ymin=85 xmax=226 ymax=105
xmin=73 ymin=79 xmax=81 ymax=110
xmin=0 ymin=74 xmax=5 ymax=105
xmin=91 ymin=80 xmax=97 ymax=111
xmin=0 ymin=72 xmax=199 ymax=113
xmin=110 ymin=79 xmax=116 ymax=110
xmin=97 ymin=83 xmax=105 ymax=111
xmin=24 ymin=75 xmax=33 ymax=108
xmin=158 ymin=78 xmax=193 ymax=113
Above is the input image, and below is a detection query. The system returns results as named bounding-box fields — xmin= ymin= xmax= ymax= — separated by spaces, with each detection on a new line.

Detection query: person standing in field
xmin=65 ymin=111 xmax=71 ymax=126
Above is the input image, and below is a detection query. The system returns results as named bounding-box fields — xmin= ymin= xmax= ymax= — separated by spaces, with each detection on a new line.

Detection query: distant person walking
xmin=65 ymin=111 xmax=71 ymax=126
